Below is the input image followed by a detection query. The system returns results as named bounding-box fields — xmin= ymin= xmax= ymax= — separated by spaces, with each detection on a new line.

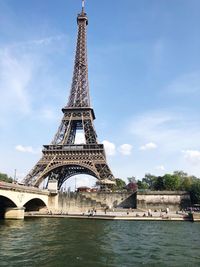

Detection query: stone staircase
xmin=79 ymin=193 xmax=107 ymax=209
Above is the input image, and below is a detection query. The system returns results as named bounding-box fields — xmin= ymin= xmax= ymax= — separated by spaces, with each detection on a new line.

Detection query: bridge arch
xmin=23 ymin=198 xmax=47 ymax=212
xmin=0 ymin=195 xmax=17 ymax=219
xmin=21 ymin=195 xmax=48 ymax=208
xmin=0 ymin=193 xmax=18 ymax=207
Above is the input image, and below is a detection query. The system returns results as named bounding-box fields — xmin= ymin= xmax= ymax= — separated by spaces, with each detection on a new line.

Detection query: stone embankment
xmin=56 ymin=191 xmax=191 ymax=214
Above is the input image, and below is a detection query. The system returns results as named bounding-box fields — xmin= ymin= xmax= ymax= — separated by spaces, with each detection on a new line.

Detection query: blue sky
xmin=1 ymin=0 xmax=200 ymax=188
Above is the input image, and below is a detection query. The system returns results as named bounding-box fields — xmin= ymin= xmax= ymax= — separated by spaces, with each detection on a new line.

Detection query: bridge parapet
xmin=0 ymin=182 xmax=49 ymax=195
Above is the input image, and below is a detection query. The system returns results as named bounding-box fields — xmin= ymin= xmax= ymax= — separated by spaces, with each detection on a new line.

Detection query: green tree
xmin=137 ymin=180 xmax=149 ymax=190
xmin=180 ymin=177 xmax=193 ymax=191
xmin=154 ymin=176 xmax=165 ymax=190
xmin=136 ymin=171 xmax=200 ymax=194
xmin=173 ymin=170 xmax=188 ymax=179
xmin=142 ymin=174 xmax=157 ymax=190
xmin=190 ymin=180 xmax=200 ymax=204
xmin=112 ymin=178 xmax=126 ymax=191
xmin=173 ymin=171 xmax=198 ymax=191
xmin=0 ymin=172 xmax=13 ymax=183
xmin=163 ymin=174 xmax=181 ymax=191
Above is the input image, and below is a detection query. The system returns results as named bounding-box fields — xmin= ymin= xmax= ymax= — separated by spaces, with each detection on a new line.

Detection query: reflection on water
xmin=0 ymin=218 xmax=200 ymax=267
xmin=0 ymin=219 xmax=25 ymax=229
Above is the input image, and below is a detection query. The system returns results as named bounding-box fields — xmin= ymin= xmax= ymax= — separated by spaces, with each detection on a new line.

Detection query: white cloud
xmin=130 ymin=111 xmax=200 ymax=153
xmin=0 ymin=34 xmax=69 ymax=125
xmin=102 ymin=140 xmax=116 ymax=156
xmin=24 ymin=35 xmax=66 ymax=47
xmin=0 ymin=49 xmax=32 ymax=114
xmin=166 ymin=71 xmax=200 ymax=95
xmin=140 ymin=142 xmax=157 ymax=151
xmin=15 ymin=145 xmax=41 ymax=154
xmin=9 ymin=35 xmax=67 ymax=49
xmin=182 ymin=150 xmax=200 ymax=165
xmin=118 ymin=144 xmax=132 ymax=155
xmin=131 ymin=112 xmax=172 ymax=140
xmin=155 ymin=165 xmax=165 ymax=171
xmin=128 ymin=110 xmax=200 ymax=176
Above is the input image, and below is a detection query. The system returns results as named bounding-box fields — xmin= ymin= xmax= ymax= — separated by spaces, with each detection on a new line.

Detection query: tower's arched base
xmin=24 ymin=156 xmax=115 ymax=191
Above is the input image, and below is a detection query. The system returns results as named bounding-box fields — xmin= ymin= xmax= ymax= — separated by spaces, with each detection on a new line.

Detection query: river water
xmin=0 ymin=218 xmax=200 ymax=267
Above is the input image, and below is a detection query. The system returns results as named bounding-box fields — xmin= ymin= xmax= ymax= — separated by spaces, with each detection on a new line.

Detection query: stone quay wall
xmin=137 ymin=191 xmax=191 ymax=211
xmin=55 ymin=191 xmax=191 ymax=213
xmin=57 ymin=192 xmax=136 ymax=213
xmin=82 ymin=192 xmax=136 ymax=209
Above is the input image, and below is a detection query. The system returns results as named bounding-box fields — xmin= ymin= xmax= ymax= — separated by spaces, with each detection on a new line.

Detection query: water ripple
xmin=0 ymin=219 xmax=200 ymax=266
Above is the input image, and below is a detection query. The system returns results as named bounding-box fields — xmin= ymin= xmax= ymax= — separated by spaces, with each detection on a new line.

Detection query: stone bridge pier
xmin=4 ymin=207 xmax=25 ymax=220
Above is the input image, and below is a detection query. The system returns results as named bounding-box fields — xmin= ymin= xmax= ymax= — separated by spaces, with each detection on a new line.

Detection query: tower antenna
xmin=82 ymin=0 xmax=85 ymax=12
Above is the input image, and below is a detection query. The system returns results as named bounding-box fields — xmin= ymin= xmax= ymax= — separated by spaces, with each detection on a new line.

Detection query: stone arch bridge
xmin=0 ymin=182 xmax=57 ymax=219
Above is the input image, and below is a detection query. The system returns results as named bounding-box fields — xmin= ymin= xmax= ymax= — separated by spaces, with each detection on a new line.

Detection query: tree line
xmin=137 ymin=171 xmax=200 ymax=204
xmin=0 ymin=172 xmax=13 ymax=183
xmin=114 ymin=171 xmax=200 ymax=204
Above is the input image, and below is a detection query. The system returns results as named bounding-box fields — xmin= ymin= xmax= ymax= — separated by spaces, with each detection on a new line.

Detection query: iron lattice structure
xmin=23 ymin=4 xmax=115 ymax=189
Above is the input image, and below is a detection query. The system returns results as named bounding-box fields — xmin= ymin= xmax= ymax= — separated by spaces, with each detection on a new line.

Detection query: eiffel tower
xmin=23 ymin=1 xmax=115 ymax=189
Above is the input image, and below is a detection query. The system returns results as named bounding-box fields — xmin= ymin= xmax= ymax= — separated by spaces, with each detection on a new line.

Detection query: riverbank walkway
xmin=25 ymin=210 xmax=193 ymax=221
